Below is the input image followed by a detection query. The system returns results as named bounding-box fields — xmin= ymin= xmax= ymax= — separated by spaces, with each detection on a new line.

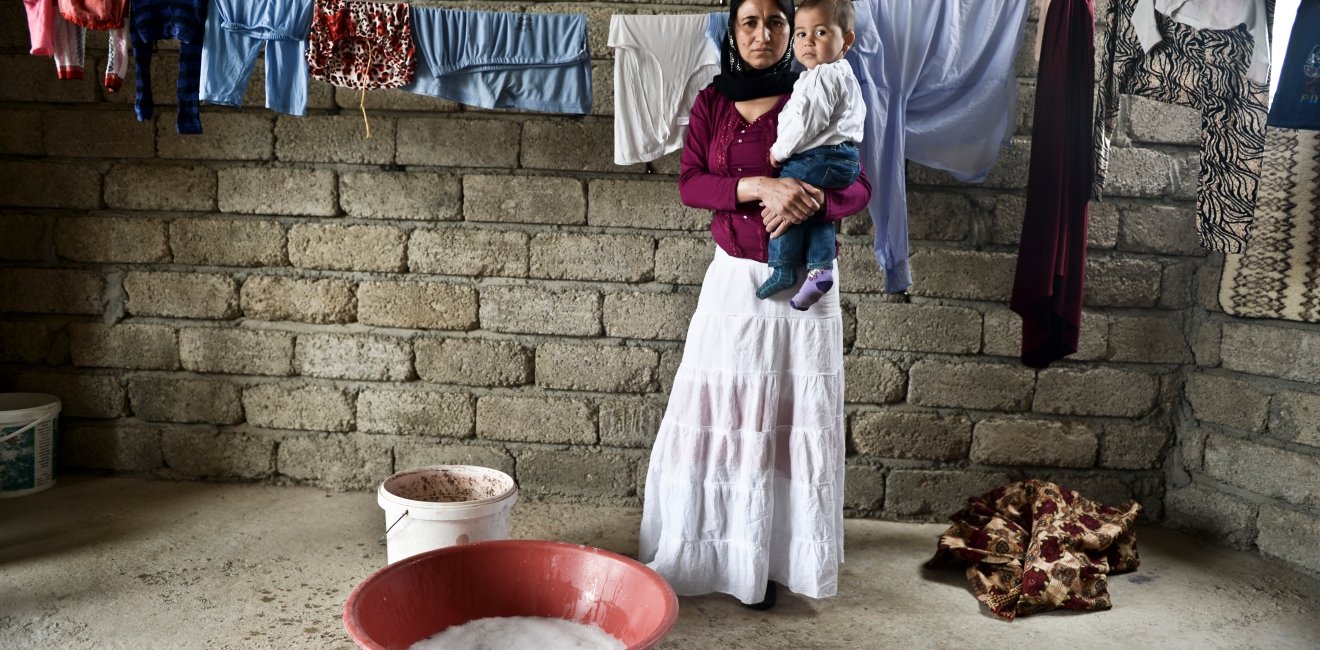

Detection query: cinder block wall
xmin=0 ymin=2 xmax=1316 ymax=575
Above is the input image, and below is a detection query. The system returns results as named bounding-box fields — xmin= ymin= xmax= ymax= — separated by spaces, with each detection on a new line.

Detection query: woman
xmin=638 ymin=0 xmax=872 ymax=610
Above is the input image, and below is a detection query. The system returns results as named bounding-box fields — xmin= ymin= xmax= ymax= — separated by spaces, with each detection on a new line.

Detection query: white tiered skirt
xmin=639 ymin=247 xmax=846 ymax=605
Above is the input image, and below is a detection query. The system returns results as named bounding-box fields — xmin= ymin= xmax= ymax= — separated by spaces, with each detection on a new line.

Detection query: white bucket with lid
xmin=1 ymin=393 xmax=61 ymax=499
xmin=377 ymin=464 xmax=519 ymax=564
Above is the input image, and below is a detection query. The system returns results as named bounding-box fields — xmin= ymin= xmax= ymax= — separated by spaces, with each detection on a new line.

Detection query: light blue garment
xmin=845 ymin=0 xmax=1030 ymax=293
xmin=199 ymin=0 xmax=312 ymax=116
xmin=707 ymin=12 xmax=727 ymax=50
xmin=404 ymin=7 xmax=591 ymax=114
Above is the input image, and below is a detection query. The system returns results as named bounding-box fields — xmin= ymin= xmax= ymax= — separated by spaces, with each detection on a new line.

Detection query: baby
xmin=758 ymin=0 xmax=865 ymax=310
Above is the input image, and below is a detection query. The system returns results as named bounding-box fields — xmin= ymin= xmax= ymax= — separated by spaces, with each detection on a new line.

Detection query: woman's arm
xmin=678 ymin=91 xmax=740 ymax=211
xmin=761 ymin=168 xmax=871 ymax=237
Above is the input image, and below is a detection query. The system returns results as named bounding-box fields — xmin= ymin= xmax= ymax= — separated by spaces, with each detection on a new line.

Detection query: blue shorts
xmin=199 ymin=0 xmax=313 ymax=116
xmin=404 ymin=7 xmax=592 ymax=114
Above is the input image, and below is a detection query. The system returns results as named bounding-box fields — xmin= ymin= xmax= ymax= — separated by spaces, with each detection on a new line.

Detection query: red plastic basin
xmin=343 ymin=540 xmax=679 ymax=650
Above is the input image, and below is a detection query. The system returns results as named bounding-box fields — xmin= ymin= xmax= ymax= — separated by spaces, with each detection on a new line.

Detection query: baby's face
xmin=792 ymin=6 xmax=853 ymax=69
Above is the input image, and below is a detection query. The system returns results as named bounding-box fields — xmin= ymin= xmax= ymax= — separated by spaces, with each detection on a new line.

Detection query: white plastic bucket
xmin=1 ymin=393 xmax=61 ymax=499
xmin=377 ymin=464 xmax=518 ymax=564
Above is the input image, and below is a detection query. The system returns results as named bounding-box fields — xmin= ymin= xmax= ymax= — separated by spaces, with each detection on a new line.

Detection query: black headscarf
xmin=712 ymin=0 xmax=799 ymax=101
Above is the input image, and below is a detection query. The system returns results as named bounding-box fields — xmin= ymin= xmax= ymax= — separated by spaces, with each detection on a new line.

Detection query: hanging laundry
xmin=22 ymin=0 xmax=58 ymax=56
xmin=1268 ymin=0 xmax=1303 ymax=110
xmin=1129 ymin=0 xmax=1271 ymax=84
xmin=36 ymin=0 xmax=129 ymax=90
xmin=1010 ymin=0 xmax=1095 ymax=369
xmin=1267 ymin=0 xmax=1320 ymax=130
xmin=403 ymin=8 xmax=591 ymax=114
xmin=845 ymin=0 xmax=1031 ymax=294
xmin=926 ymin=479 xmax=1142 ymax=621
xmin=609 ymin=13 xmax=722 ymax=165
xmin=200 ymin=0 xmax=314 ymax=116
xmin=306 ymin=0 xmax=415 ymax=89
xmin=131 ymin=0 xmax=209 ymax=134
xmin=58 ymin=0 xmax=126 ymax=30
xmin=1094 ymin=0 xmax=1269 ymax=253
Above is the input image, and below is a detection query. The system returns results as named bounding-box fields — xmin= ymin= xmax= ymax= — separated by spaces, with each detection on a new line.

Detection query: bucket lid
xmin=0 ymin=393 xmax=61 ymax=425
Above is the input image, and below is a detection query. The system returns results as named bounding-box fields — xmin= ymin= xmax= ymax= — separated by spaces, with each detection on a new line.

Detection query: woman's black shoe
xmin=742 ymin=581 xmax=777 ymax=610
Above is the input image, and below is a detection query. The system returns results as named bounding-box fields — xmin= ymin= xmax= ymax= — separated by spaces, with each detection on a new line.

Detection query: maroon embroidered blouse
xmin=678 ymin=85 xmax=872 ymax=262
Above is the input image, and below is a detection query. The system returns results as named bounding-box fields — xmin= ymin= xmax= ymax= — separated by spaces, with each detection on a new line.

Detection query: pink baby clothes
xmin=50 ymin=15 xmax=130 ymax=90
xmin=23 ymin=0 xmax=58 ymax=56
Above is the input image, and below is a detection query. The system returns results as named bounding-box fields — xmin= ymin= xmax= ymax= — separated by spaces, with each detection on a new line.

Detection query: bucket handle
xmin=0 ymin=415 xmax=52 ymax=446
xmin=380 ymin=509 xmax=409 ymax=541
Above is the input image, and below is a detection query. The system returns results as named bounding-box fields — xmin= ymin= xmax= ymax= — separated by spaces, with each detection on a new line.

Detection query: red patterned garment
xmin=926 ymin=479 xmax=1142 ymax=621
xmin=306 ymin=0 xmax=416 ymax=89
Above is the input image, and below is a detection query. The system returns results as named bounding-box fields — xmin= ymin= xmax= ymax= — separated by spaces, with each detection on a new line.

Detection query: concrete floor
xmin=1 ymin=477 xmax=1317 ymax=650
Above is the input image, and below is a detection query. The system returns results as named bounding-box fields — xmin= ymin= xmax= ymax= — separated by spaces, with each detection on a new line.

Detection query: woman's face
xmin=734 ymin=0 xmax=791 ymax=70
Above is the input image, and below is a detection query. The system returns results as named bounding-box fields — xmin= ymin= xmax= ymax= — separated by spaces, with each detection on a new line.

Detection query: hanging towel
xmin=403 ymin=7 xmax=591 ymax=114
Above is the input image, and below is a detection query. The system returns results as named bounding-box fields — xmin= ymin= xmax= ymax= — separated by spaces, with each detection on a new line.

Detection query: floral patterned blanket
xmin=925 ymin=479 xmax=1142 ymax=621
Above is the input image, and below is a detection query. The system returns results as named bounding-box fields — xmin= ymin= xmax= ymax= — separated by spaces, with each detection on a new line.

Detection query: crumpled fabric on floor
xmin=926 ymin=479 xmax=1142 ymax=621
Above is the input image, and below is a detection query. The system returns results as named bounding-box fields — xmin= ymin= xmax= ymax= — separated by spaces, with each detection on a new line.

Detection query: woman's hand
xmin=760 ymin=179 xmax=824 ymax=238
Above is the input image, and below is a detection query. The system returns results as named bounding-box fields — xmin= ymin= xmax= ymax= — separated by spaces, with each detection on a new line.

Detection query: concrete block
xmin=1185 ymin=373 xmax=1270 ymax=432
xmin=884 ymin=469 xmax=1013 ymax=518
xmin=855 ymin=302 xmax=981 ymax=353
xmin=1100 ymin=147 xmax=1175 ymax=198
xmin=517 ymin=449 xmax=635 ymax=501
xmin=341 ymin=171 xmax=461 ymax=221
xmin=43 ymin=110 xmax=154 ymax=158
xmin=1084 ymin=256 xmax=1162 ymax=307
xmin=1197 ymin=253 xmax=1225 ymax=313
xmin=1269 ymin=390 xmax=1320 ymax=449
xmin=982 ymin=308 xmax=1107 ymax=360
xmin=128 ymin=376 xmax=243 ymax=424
xmin=0 ymin=322 xmax=50 ymax=364
xmin=171 ymin=218 xmax=286 ymax=267
xmin=414 ymin=337 xmax=532 ymax=387
xmin=480 ymin=286 xmax=601 ymax=336
xmin=0 ymin=162 xmax=100 ymax=209
xmin=60 ymin=422 xmax=162 ymax=472
xmin=1192 ymin=320 xmax=1222 ymax=367
xmin=970 ymin=418 xmax=1097 ymax=468
xmin=654 ymin=237 xmax=713 ymax=285
xmin=277 ymin=433 xmax=391 ymax=490
xmin=907 ymin=249 xmax=1015 ymax=302
xmin=536 ymin=343 xmax=658 ymax=393
xmin=240 ymin=276 xmax=356 ymax=324
xmin=907 ymin=191 xmax=973 ymax=242
xmin=1221 ymin=322 xmax=1320 ymax=384
xmin=17 ymin=372 xmax=127 ymax=418
xmin=598 ymin=398 xmax=663 ymax=448
xmin=603 ymin=291 xmax=697 ymax=341
xmin=1033 ymin=367 xmax=1159 ymax=417
xmin=156 ymin=112 xmax=275 ymax=160
xmin=105 ymin=164 xmax=214 ymax=212
xmin=1117 ymin=205 xmax=1204 ymax=256
xmin=296 ymin=332 xmax=412 ymax=381
xmin=837 ymin=243 xmax=889 ymax=293
xmin=163 ymin=429 xmax=276 ymax=479
xmin=590 ymin=59 xmax=612 ymax=116
xmin=393 ymin=443 xmax=515 ymax=477
xmin=843 ymin=356 xmax=906 ymax=404
xmin=657 ymin=348 xmax=682 ymax=393
xmin=466 ymin=175 xmax=586 ymax=225
xmin=1127 ymin=96 xmax=1201 ymax=145
xmin=217 ymin=167 xmax=336 ymax=216
xmin=587 ymin=180 xmax=707 ymax=231
xmin=530 ymin=233 xmax=654 ymax=282
xmin=124 ymin=272 xmax=239 ymax=319
xmin=357 ymin=388 xmax=473 ymax=438
xmin=1204 ymin=434 xmax=1320 ymax=509
xmin=1107 ymin=314 xmax=1192 ymax=364
xmin=396 ymin=118 xmax=520 ymax=168
xmin=55 ymin=216 xmax=170 ymax=264
xmin=179 ymin=327 xmax=295 ymax=376
xmin=851 ymin=410 xmax=972 ymax=460
xmin=844 ymin=462 xmax=886 ymax=511
xmin=334 ymin=85 xmax=462 ymax=111
xmin=70 ymin=323 xmax=178 ymax=370
xmin=288 ymin=223 xmax=406 ymax=273
xmin=0 ymin=109 xmax=43 ymax=155
xmin=521 ymin=119 xmax=637 ymax=173
xmin=1257 ymin=504 xmax=1320 ymax=575
xmin=0 ymin=269 xmax=103 ymax=315
xmin=477 ymin=395 xmax=596 ymax=444
xmin=0 ymin=213 xmax=44 ymax=261
xmin=1098 ymin=422 xmax=1170 ymax=469
xmin=1164 ymin=483 xmax=1258 ymax=550
xmin=991 ymin=194 xmax=1117 ymax=249
xmin=275 ymin=115 xmax=394 ymax=164
xmin=907 ymin=360 xmax=1035 ymax=411
xmin=358 ymin=281 xmax=478 ymax=331
xmin=0 ymin=55 xmax=95 ymax=102
xmin=244 ymin=383 xmax=355 ymax=432
xmin=1159 ymin=260 xmax=1198 ymax=309
xmin=410 ymin=227 xmax=528 ymax=278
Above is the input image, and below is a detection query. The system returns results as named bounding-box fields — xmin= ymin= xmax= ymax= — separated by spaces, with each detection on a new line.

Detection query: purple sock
xmin=789 ymin=269 xmax=834 ymax=311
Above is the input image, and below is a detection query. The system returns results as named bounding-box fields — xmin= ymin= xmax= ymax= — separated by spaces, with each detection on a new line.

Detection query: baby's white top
xmin=770 ymin=59 xmax=866 ymax=164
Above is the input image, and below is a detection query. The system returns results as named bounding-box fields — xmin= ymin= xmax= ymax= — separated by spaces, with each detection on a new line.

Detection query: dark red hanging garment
xmin=1010 ymin=0 xmax=1095 ymax=368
